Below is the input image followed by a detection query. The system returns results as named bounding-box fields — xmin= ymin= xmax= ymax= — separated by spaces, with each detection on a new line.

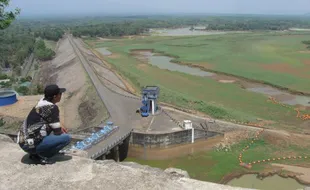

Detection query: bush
xmin=16 ymin=86 xmax=30 ymax=95
xmin=35 ymin=84 xmax=44 ymax=94
xmin=0 ymin=118 xmax=5 ymax=127
xmin=302 ymin=40 xmax=310 ymax=45
xmin=34 ymin=39 xmax=55 ymax=61
xmin=20 ymin=76 xmax=32 ymax=83
xmin=0 ymin=74 xmax=8 ymax=80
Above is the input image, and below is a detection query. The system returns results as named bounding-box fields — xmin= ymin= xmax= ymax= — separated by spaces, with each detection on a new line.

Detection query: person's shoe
xmin=38 ymin=156 xmax=55 ymax=165
xmin=57 ymin=150 xmax=66 ymax=155
xmin=29 ymin=154 xmax=54 ymax=165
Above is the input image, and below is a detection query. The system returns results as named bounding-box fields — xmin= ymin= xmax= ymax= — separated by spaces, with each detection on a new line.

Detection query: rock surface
xmin=0 ymin=134 xmax=253 ymax=190
xmin=164 ymin=168 xmax=190 ymax=178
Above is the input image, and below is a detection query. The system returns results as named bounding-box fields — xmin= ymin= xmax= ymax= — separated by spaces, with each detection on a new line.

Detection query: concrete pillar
xmin=113 ymin=146 xmax=120 ymax=162
xmin=119 ymin=135 xmax=130 ymax=162
xmin=151 ymin=100 xmax=155 ymax=115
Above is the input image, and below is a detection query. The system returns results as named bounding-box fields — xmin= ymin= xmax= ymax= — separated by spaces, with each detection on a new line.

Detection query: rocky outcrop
xmin=0 ymin=134 xmax=252 ymax=190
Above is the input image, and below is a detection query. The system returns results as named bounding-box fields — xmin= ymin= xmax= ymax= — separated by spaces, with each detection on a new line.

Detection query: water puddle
xmin=227 ymin=174 xmax=305 ymax=190
xmin=248 ymin=87 xmax=310 ymax=106
xmin=128 ymin=136 xmax=223 ymax=160
xmin=133 ymin=50 xmax=310 ymax=107
xmin=97 ymin=47 xmax=112 ymax=56
xmin=135 ymin=51 xmax=214 ymax=77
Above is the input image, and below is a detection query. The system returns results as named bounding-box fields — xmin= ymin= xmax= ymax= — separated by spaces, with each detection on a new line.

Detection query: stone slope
xmin=0 ymin=135 xmax=252 ymax=190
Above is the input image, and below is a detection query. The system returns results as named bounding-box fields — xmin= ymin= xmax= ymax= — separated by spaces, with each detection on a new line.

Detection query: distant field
xmin=94 ymin=32 xmax=310 ymax=93
xmin=85 ymin=32 xmax=310 ymax=130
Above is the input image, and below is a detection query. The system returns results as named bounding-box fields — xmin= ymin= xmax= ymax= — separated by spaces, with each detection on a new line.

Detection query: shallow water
xmin=150 ymin=27 xmax=245 ymax=36
xmin=136 ymin=52 xmax=214 ymax=77
xmin=97 ymin=47 xmax=112 ymax=56
xmin=248 ymin=87 xmax=310 ymax=106
xmin=128 ymin=136 xmax=222 ymax=160
xmin=227 ymin=174 xmax=305 ymax=190
xmin=134 ymin=51 xmax=310 ymax=107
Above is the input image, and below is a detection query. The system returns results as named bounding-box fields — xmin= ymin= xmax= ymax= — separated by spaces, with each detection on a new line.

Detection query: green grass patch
xmin=44 ymin=40 xmax=57 ymax=51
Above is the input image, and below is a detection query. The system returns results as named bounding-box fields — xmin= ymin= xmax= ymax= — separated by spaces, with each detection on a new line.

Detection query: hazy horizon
xmin=9 ymin=0 xmax=310 ymax=18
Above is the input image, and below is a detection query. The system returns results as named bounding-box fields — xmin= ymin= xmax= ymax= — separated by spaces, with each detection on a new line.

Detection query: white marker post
xmin=192 ymin=127 xmax=194 ymax=144
xmin=184 ymin=120 xmax=194 ymax=144
xmin=151 ymin=100 xmax=155 ymax=115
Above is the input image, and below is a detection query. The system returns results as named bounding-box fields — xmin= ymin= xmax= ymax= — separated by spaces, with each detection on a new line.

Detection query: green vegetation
xmin=34 ymin=27 xmax=64 ymax=41
xmin=205 ymin=16 xmax=310 ymax=31
xmin=16 ymin=86 xmax=29 ymax=95
xmin=44 ymin=40 xmax=57 ymax=51
xmin=72 ymin=22 xmax=148 ymax=37
xmin=0 ymin=22 xmax=61 ymax=75
xmin=19 ymin=76 xmax=32 ymax=83
xmin=34 ymin=39 xmax=55 ymax=61
xmin=94 ymin=32 xmax=310 ymax=93
xmin=0 ymin=0 xmax=20 ymax=30
xmin=302 ymin=40 xmax=310 ymax=49
xmin=0 ymin=25 xmax=35 ymax=74
xmin=0 ymin=118 xmax=5 ymax=127
xmin=71 ymin=15 xmax=310 ymax=38
xmin=88 ymin=32 xmax=310 ymax=129
xmin=126 ymin=137 xmax=310 ymax=183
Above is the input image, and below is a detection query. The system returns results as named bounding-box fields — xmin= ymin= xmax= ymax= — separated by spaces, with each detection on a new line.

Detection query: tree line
xmin=70 ymin=16 xmax=310 ymax=38
xmin=205 ymin=17 xmax=310 ymax=31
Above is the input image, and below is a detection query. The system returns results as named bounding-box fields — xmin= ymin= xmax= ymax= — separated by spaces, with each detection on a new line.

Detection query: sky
xmin=8 ymin=0 xmax=310 ymax=17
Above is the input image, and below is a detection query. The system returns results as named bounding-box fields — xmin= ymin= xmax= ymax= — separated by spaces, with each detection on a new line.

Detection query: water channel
xmin=133 ymin=50 xmax=310 ymax=107
xmin=227 ymin=174 xmax=305 ymax=190
xmin=97 ymin=47 xmax=112 ymax=56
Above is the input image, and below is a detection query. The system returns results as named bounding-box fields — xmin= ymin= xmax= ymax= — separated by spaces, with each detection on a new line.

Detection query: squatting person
xmin=17 ymin=84 xmax=71 ymax=164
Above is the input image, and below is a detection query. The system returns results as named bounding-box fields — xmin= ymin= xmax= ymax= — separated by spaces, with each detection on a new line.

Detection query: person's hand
xmin=60 ymin=122 xmax=68 ymax=134
xmin=61 ymin=127 xmax=68 ymax=134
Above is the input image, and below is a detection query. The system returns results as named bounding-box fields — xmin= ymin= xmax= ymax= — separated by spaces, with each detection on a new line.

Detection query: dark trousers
xmin=20 ymin=134 xmax=71 ymax=158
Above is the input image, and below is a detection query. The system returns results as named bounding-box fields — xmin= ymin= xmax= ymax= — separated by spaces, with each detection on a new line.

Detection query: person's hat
xmin=44 ymin=84 xmax=66 ymax=98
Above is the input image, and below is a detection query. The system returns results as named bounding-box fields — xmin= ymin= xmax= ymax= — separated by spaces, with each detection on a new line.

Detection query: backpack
xmin=17 ymin=107 xmax=50 ymax=147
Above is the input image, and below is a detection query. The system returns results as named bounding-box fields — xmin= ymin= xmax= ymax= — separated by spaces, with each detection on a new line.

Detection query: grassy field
xmin=92 ymin=32 xmax=310 ymax=93
xmin=84 ymin=32 xmax=310 ymax=131
xmin=44 ymin=40 xmax=57 ymax=51
xmin=84 ymin=32 xmax=310 ymax=185
xmin=125 ymin=134 xmax=310 ymax=183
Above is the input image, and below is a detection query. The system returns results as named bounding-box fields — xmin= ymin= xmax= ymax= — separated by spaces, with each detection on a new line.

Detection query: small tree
xmin=16 ymin=86 xmax=29 ymax=95
xmin=0 ymin=0 xmax=20 ymax=30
